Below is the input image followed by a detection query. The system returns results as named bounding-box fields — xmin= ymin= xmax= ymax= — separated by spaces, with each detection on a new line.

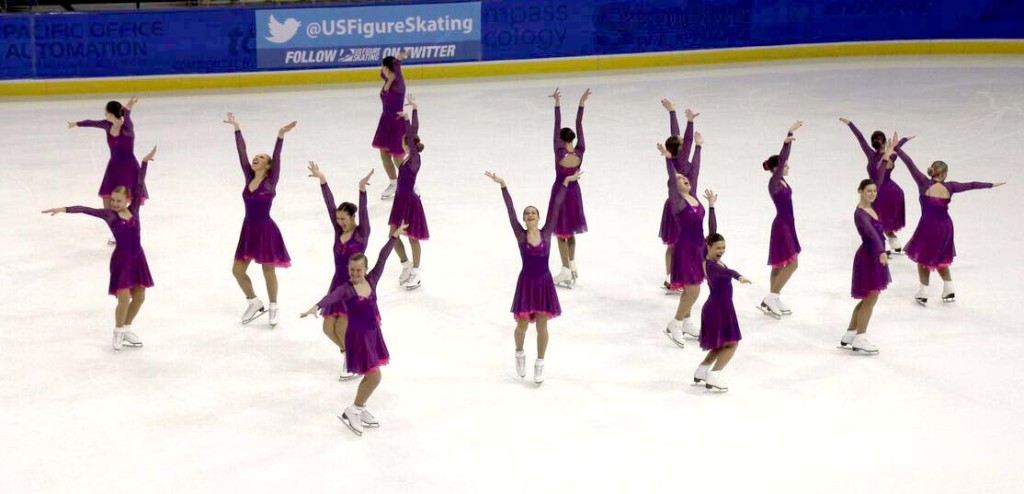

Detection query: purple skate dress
xmin=659 ymin=111 xmax=696 ymax=245
xmin=372 ymin=58 xmax=407 ymax=158
xmin=503 ymin=185 xmax=567 ymax=321
xmin=387 ymin=110 xmax=429 ymax=240
xmin=846 ymin=122 xmax=906 ymax=233
xmin=767 ymin=133 xmax=801 ymax=268
xmin=319 ymin=184 xmax=370 ymax=318
xmin=77 ymin=109 xmax=148 ymax=204
xmin=548 ymin=105 xmax=588 ymax=239
xmin=233 ymin=130 xmax=291 ymax=267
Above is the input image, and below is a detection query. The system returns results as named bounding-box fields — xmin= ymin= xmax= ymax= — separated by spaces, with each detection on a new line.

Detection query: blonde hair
xmin=111 ymin=185 xmax=131 ymax=200
xmin=930 ymin=160 xmax=948 ymax=180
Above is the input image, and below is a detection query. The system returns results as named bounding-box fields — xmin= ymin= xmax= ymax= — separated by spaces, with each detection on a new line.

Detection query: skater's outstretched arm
xmin=131 ymin=146 xmax=155 ymax=217
xmin=269 ymin=121 xmax=296 ymax=186
xmin=946 ymin=181 xmax=997 ymax=194
xmin=575 ymin=89 xmax=590 ymax=153
xmin=70 ymin=118 xmax=109 ymax=130
xmin=776 ymin=121 xmax=800 ymax=180
xmin=841 ymin=118 xmax=873 ymax=158
xmin=704 ymin=189 xmax=717 ymax=236
xmin=224 ymin=113 xmax=253 ymax=182
xmin=309 ymin=162 xmax=338 ymax=234
xmin=485 ymin=172 xmax=524 ymax=242
xmin=895 ymin=148 xmax=929 ymax=191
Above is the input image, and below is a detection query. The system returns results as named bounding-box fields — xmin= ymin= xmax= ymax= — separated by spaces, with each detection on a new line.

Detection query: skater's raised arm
xmin=225 ymin=113 xmax=252 ymax=181
xmin=704 ymin=189 xmax=718 ymax=236
xmin=660 ymin=144 xmax=685 ymax=214
xmin=121 ymin=108 xmax=135 ymax=137
xmin=663 ymin=99 xmax=680 ymax=136
xmin=896 ymin=148 xmax=929 ymax=189
xmin=551 ymin=88 xmax=562 ymax=152
xmin=486 ymin=172 xmax=524 ymax=242
xmin=131 ymin=146 xmax=156 ymax=217
xmin=688 ymin=133 xmax=704 ymax=192
xmin=368 ymin=231 xmax=403 ymax=288
xmin=682 ymin=109 xmax=699 ymax=163
xmin=574 ymin=89 xmax=590 ymax=153
xmin=269 ymin=121 xmax=296 ymax=186
xmin=776 ymin=124 xmax=799 ymax=180
xmin=357 ymin=171 xmax=372 ymax=239
xmin=841 ymin=118 xmax=873 ymax=158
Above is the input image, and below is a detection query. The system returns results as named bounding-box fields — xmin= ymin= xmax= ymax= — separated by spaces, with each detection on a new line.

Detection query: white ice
xmin=2 ymin=56 xmax=1023 ymax=493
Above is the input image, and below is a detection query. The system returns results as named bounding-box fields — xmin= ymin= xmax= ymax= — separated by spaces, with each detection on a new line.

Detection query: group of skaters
xmin=41 ymin=52 xmax=1005 ymax=437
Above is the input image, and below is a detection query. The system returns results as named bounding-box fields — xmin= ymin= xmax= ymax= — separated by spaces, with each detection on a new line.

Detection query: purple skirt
xmin=388 ymin=190 xmax=429 ymax=240
xmin=905 ymin=216 xmax=955 ymax=270
xmin=874 ymin=180 xmax=906 ymax=233
xmin=510 ymin=272 xmax=562 ymax=322
xmin=670 ymin=242 xmax=705 ymax=289
xmin=549 ymin=181 xmax=588 ymax=239
xmin=699 ymin=297 xmax=742 ymax=351
xmin=345 ymin=321 xmax=390 ymax=375
xmin=234 ymin=218 xmax=291 ymax=267
xmin=659 ymin=199 xmax=677 ymax=245
xmin=767 ymin=215 xmax=801 ymax=267
xmin=99 ymin=159 xmax=149 ymax=205
xmin=851 ymin=246 xmax=890 ymax=299
xmin=108 ymin=248 xmax=154 ymax=295
xmin=372 ymin=112 xmax=407 ymax=158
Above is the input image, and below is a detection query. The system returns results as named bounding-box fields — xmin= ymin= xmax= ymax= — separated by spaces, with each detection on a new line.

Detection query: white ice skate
xmin=851 ymin=335 xmax=879 ymax=355
xmin=570 ymin=261 xmax=578 ymax=285
xmin=839 ymin=329 xmax=858 ymax=348
xmin=664 ymin=319 xmax=686 ymax=348
xmin=554 ymin=267 xmax=573 ymax=289
xmin=360 ymin=409 xmax=380 ymax=428
xmin=122 ymin=329 xmax=143 ymax=348
xmin=515 ymin=350 xmax=526 ymax=378
xmin=704 ymin=371 xmax=728 ymax=392
xmin=759 ymin=294 xmax=782 ymax=319
xmin=681 ymin=317 xmax=700 ymax=338
xmin=776 ymin=297 xmax=792 ymax=315
xmin=405 ymin=268 xmax=421 ymax=290
xmin=112 ymin=329 xmax=125 ymax=352
xmin=338 ymin=371 xmax=358 ymax=381
xmin=942 ymin=283 xmax=955 ymax=303
xmin=534 ymin=359 xmax=545 ymax=384
xmin=398 ymin=261 xmax=413 ymax=285
xmin=693 ymin=364 xmax=710 ymax=384
xmin=915 ymin=285 xmax=929 ymax=307
xmin=242 ymin=298 xmax=266 ymax=324
xmin=887 ymin=235 xmax=903 ymax=255
xmin=268 ymin=303 xmax=279 ymax=327
xmin=338 ymin=405 xmax=363 ymax=436
xmin=380 ymin=181 xmax=397 ymax=200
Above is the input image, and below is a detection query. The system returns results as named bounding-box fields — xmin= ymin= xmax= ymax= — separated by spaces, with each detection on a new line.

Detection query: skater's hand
xmin=656 ymin=142 xmax=672 ymax=158
xmin=993 ymin=182 xmax=1006 ymax=187
xmin=661 ymin=98 xmax=675 ymax=112
xmin=396 ymin=111 xmax=408 ymax=120
xmin=550 ymin=88 xmax=561 ymax=105
xmin=67 ymin=121 xmax=76 ymax=129
xmin=41 ymin=207 xmax=65 ymax=216
xmin=784 ymin=135 xmax=796 ymax=144
xmin=839 ymin=117 xmax=851 ymax=125
xmin=879 ymin=253 xmax=889 ymax=266
xmin=392 ymin=222 xmax=409 ymax=238
xmin=685 ymin=109 xmax=700 ymax=122
xmin=223 ymin=112 xmax=240 ymax=130
xmin=141 ymin=145 xmax=157 ymax=163
xmin=125 ymin=96 xmax=139 ymax=110
xmin=359 ymin=169 xmax=374 ymax=191
xmin=484 ymin=171 xmax=505 ymax=187
xmin=738 ymin=276 xmax=752 ymax=284
xmin=307 ymin=161 xmax=326 ymax=183
xmin=789 ymin=120 xmax=803 ymax=133
xmin=578 ymin=88 xmax=592 ymax=106
xmin=300 ymin=305 xmax=320 ymax=318
xmin=278 ymin=121 xmax=297 ymax=138
xmin=703 ymin=189 xmax=717 ymax=207
xmin=397 ymin=49 xmax=412 ymax=61
xmin=695 ymin=132 xmax=704 ymax=146
xmin=563 ymin=169 xmax=583 ymax=186
xmin=405 ymin=95 xmax=417 ymax=110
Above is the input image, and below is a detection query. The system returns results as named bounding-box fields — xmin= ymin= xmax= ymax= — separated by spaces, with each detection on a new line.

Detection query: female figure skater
xmin=895 ymin=143 xmax=1005 ymax=305
xmin=308 ymin=162 xmax=374 ymax=380
xmin=841 ymin=137 xmax=897 ymax=355
xmin=388 ymin=96 xmax=429 ymax=289
xmin=760 ymin=121 xmax=802 ymax=318
xmin=301 ymin=223 xmax=410 ymax=437
xmin=372 ymin=50 xmax=411 ymax=200
xmin=224 ymin=113 xmax=296 ymax=326
xmin=658 ymin=99 xmax=700 ymax=290
xmin=485 ymin=168 xmax=581 ymax=384
xmin=549 ymin=87 xmax=591 ymax=288
xmin=658 ymin=137 xmax=713 ymax=347
xmin=694 ymin=190 xmax=752 ymax=392
xmin=42 ymin=146 xmax=157 ymax=351
xmin=840 ymin=118 xmax=906 ymax=253
xmin=68 ymin=96 xmax=147 ymax=242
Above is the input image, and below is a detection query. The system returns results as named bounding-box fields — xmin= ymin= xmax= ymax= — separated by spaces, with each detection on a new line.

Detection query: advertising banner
xmin=254 ymin=1 xmax=481 ymax=69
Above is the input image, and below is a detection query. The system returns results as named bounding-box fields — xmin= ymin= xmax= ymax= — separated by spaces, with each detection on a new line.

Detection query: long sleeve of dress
xmin=688 ymin=145 xmax=702 ymax=192
xmin=946 ymin=181 xmax=994 ymax=194
xmin=404 ymin=110 xmax=421 ymax=171
xmin=848 ymin=122 xmax=873 ymax=158
xmin=669 ymin=111 xmax=680 ymax=136
xmin=122 ymin=109 xmax=134 ymax=137
xmin=856 ymin=210 xmax=885 ymax=255
xmin=707 ymin=261 xmax=741 ymax=281
xmin=65 ymin=206 xmax=111 ymax=219
xmin=501 ymin=187 xmax=525 ymax=243
xmin=76 ymin=119 xmax=108 ymax=129
xmin=553 ymin=106 xmax=561 ymax=153
xmin=666 ymin=157 xmax=684 ymax=213
xmin=368 ymin=237 xmax=398 ymax=288
xmin=542 ymin=185 xmax=568 ymax=239
xmin=707 ymin=206 xmax=717 ymax=236
xmin=321 ymin=182 xmax=340 ymax=235
xmin=268 ymin=137 xmax=283 ymax=185
xmin=681 ymin=120 xmax=694 ymax=164
xmin=392 ymin=59 xmax=405 ymax=93
xmin=234 ymin=130 xmax=253 ymax=181
xmin=357 ymin=190 xmax=370 ymax=238
xmin=896 ymin=149 xmax=929 ymax=190
xmin=130 ymin=160 xmax=149 ymax=217
xmin=574 ymin=106 xmax=585 ymax=153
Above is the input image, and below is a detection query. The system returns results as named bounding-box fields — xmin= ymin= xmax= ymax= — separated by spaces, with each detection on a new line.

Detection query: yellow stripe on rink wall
xmin=2 ymin=40 xmax=1023 ymax=97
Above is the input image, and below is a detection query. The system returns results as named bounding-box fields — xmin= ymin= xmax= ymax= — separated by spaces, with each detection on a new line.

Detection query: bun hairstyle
xmin=870 ymin=130 xmax=886 ymax=151
xmin=560 ymin=127 xmax=576 ymax=143
xmin=665 ymin=135 xmax=681 ymax=157
xmin=337 ymin=201 xmax=357 ymax=217
xmin=858 ymin=178 xmax=875 ymax=192
xmin=405 ymin=134 xmax=425 ymax=153
xmin=105 ymin=101 xmax=124 ymax=118
xmin=382 ymin=56 xmax=396 ymax=70
xmin=706 ymin=232 xmax=725 ymax=246
xmin=763 ymin=154 xmax=780 ymax=171
xmin=929 ymin=160 xmax=948 ymax=179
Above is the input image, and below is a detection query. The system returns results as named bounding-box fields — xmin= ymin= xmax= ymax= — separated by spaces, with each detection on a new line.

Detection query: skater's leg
xmin=514 ymin=318 xmax=528 ymax=352
xmin=711 ymin=343 xmax=738 ymax=370
xmin=261 ymin=264 xmax=278 ymax=304
xmin=334 ymin=316 xmax=348 ymax=352
xmin=774 ymin=258 xmax=798 ymax=293
xmin=323 ymin=316 xmax=342 ymax=348
xmin=115 ymin=289 xmax=130 ymax=327
xmin=665 ymin=246 xmax=673 ymax=277
xmin=391 ymin=226 xmax=409 ymax=263
xmin=567 ymin=235 xmax=576 ymax=263
xmin=535 ymin=314 xmax=550 ymax=359
xmin=354 ymin=369 xmax=382 ymax=407
xmin=410 ymin=239 xmax=421 ymax=268
xmin=937 ymin=266 xmax=952 ymax=282
xmin=701 ymin=349 xmax=720 ymax=367
xmin=917 ymin=264 xmax=931 ymax=285
xmin=769 ymin=268 xmax=781 ymax=293
xmin=379 ymin=149 xmax=397 ymax=181
xmin=854 ymin=292 xmax=878 ymax=333
xmin=557 ymin=238 xmax=570 ymax=268
xmin=125 ymin=287 xmax=145 ymax=324
xmin=848 ymin=301 xmax=863 ymax=332
xmin=675 ymin=284 xmax=701 ymax=320
xmin=232 ymin=260 xmax=256 ymax=299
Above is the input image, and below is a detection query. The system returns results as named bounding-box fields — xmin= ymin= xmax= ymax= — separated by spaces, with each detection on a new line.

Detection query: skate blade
xmin=780 ymin=310 xmax=792 ymax=316
xmin=405 ymin=283 xmax=421 ymax=291
xmin=942 ymin=297 xmax=955 ymax=303
xmin=242 ymin=308 xmax=267 ymax=324
xmin=915 ymin=298 xmax=928 ymax=307
xmin=555 ymin=283 xmax=573 ymax=290
xmin=337 ymin=414 xmax=363 ymax=436
xmin=122 ymin=342 xmax=143 ymax=348
xmin=663 ymin=330 xmax=686 ymax=348
xmin=839 ymin=345 xmax=879 ymax=355
xmin=704 ymin=384 xmax=728 ymax=392
xmin=338 ymin=374 xmax=359 ymax=382
xmin=361 ymin=422 xmax=380 ymax=428
xmin=757 ymin=305 xmax=782 ymax=320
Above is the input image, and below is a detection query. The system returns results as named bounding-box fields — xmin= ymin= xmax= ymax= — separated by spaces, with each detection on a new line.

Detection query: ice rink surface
xmin=2 ymin=56 xmax=1023 ymax=493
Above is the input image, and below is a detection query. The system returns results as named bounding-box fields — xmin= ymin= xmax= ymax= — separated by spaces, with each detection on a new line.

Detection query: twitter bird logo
xmin=266 ymin=15 xmax=301 ymax=44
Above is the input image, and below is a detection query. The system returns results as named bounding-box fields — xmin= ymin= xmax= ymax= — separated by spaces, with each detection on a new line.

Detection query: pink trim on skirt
xmin=916 ymin=261 xmax=953 ymax=271
xmin=108 ymin=282 xmax=152 ymax=296
xmin=372 ymin=145 xmax=406 ymax=159
xmin=359 ymin=358 xmax=390 ymax=376
xmin=235 ymin=256 xmax=291 ymax=268
xmin=852 ymin=289 xmax=882 ymax=300
xmin=324 ymin=312 xmax=348 ymax=318
xmin=706 ymin=339 xmax=740 ymax=351
xmin=771 ymin=254 xmax=798 ymax=269
xmin=554 ymin=233 xmax=575 ymax=240
xmin=670 ymin=280 xmax=702 ymax=291
xmin=513 ymin=310 xmax=560 ymax=322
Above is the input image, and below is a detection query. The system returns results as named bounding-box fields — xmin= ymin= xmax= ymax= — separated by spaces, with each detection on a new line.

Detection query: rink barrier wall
xmin=3 ymin=39 xmax=1024 ymax=97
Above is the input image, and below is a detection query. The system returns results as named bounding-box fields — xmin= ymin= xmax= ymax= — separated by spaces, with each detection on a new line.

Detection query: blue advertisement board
xmin=254 ymin=2 xmax=481 ymax=69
